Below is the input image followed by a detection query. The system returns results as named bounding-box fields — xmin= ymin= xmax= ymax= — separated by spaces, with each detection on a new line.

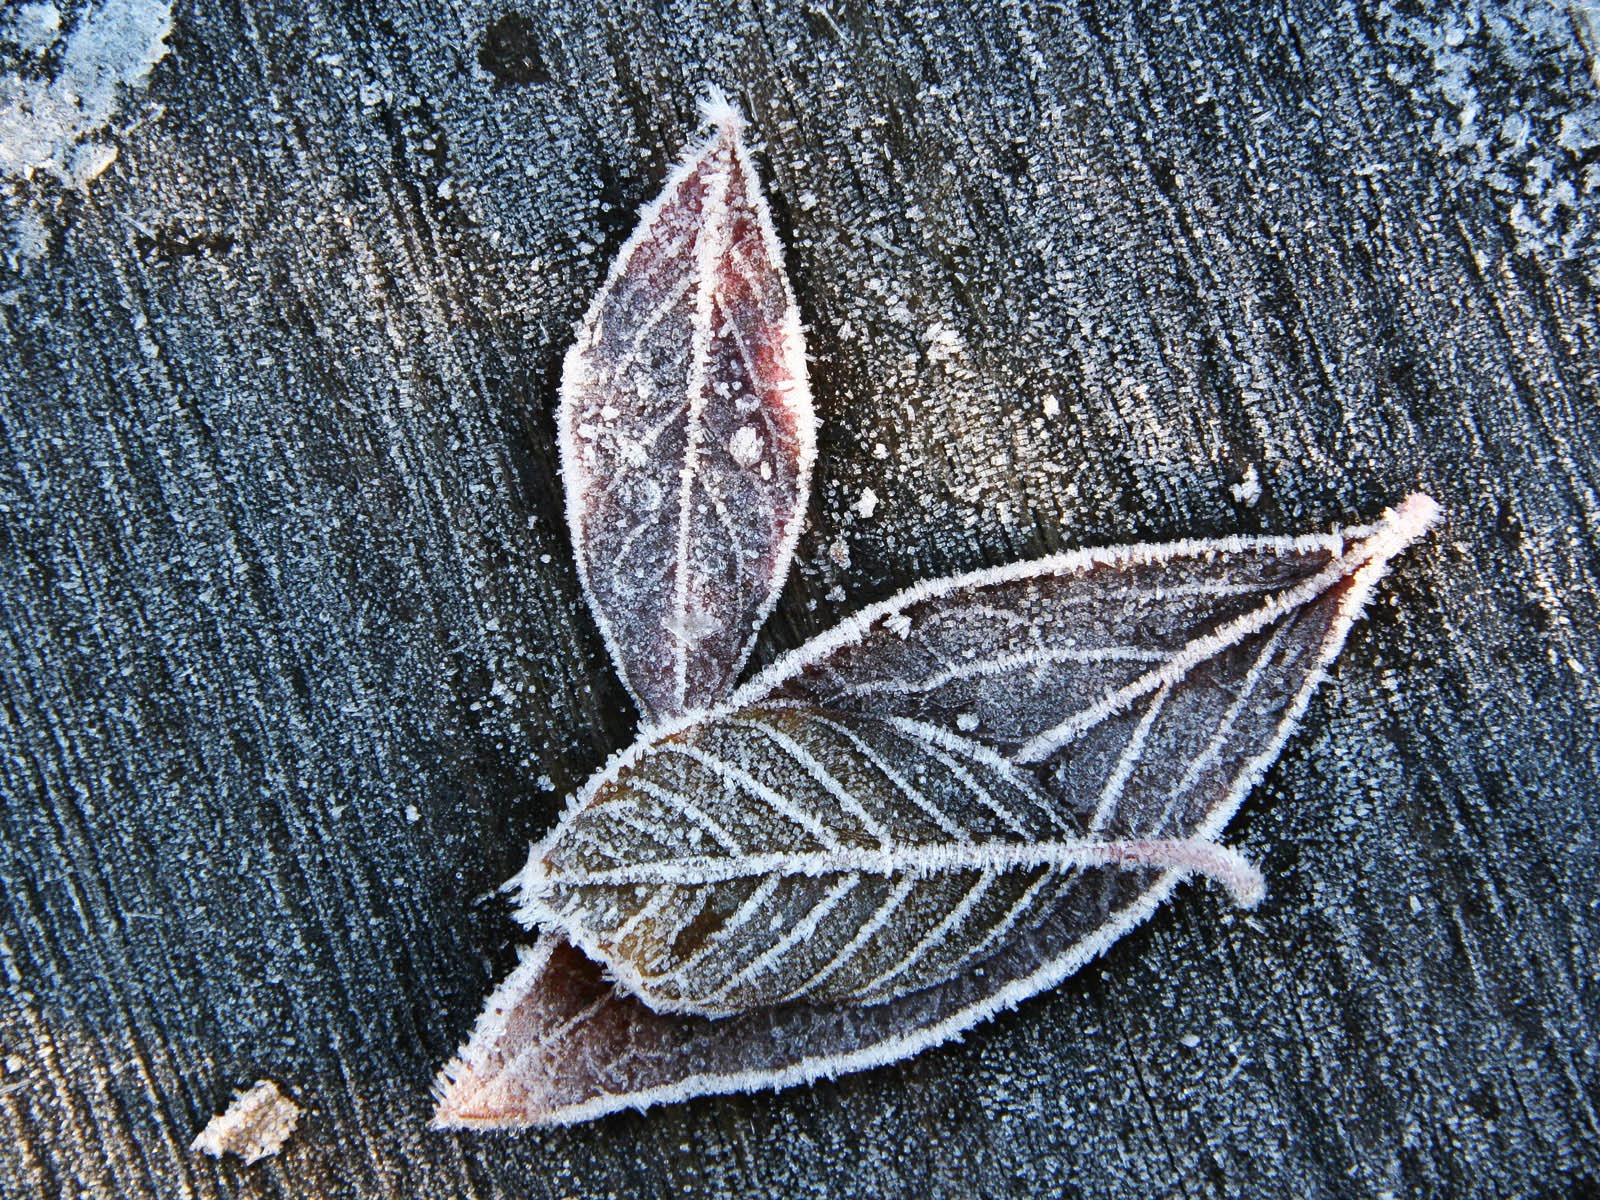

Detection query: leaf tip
xmin=1343 ymin=491 xmax=1441 ymax=590
xmin=1388 ymin=492 xmax=1442 ymax=543
xmin=429 ymin=1056 xmax=479 ymax=1131
xmin=698 ymin=83 xmax=746 ymax=136
xmin=430 ymin=1054 xmax=531 ymax=1132
xmin=1231 ymin=862 xmax=1268 ymax=910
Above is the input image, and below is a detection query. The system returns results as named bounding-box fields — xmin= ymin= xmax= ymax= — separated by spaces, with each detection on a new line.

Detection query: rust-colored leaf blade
xmin=432 ymin=937 xmax=666 ymax=1130
xmin=559 ymin=97 xmax=814 ymax=725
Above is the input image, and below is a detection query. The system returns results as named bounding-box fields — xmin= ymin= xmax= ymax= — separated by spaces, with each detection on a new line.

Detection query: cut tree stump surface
xmin=1 ymin=1 xmax=1596 ymax=1196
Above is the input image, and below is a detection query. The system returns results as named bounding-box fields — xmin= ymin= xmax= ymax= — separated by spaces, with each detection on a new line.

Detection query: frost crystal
xmin=0 ymin=0 xmax=172 ymax=185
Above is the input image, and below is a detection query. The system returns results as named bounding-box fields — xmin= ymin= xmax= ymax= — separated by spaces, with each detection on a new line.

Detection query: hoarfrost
xmin=0 ymin=0 xmax=172 ymax=185
xmin=1231 ymin=465 xmax=1262 ymax=507
xmin=728 ymin=425 xmax=764 ymax=468
xmin=8 ymin=207 xmax=48 ymax=265
xmin=5 ymin=4 xmax=62 ymax=55
xmin=1379 ymin=0 xmax=1600 ymax=267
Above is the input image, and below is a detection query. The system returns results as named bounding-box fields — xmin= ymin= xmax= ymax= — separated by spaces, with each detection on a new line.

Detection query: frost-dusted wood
xmin=2 ymin=0 xmax=1597 ymax=1197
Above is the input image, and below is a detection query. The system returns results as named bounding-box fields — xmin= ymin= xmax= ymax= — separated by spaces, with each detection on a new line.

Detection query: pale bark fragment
xmin=190 ymin=1079 xmax=301 ymax=1165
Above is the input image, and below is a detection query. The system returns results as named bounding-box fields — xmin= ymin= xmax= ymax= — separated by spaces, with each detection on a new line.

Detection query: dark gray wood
xmin=1 ymin=0 xmax=1596 ymax=1195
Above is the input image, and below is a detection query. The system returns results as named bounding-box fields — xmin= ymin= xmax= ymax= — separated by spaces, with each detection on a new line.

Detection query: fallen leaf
xmin=559 ymin=90 xmax=814 ymax=726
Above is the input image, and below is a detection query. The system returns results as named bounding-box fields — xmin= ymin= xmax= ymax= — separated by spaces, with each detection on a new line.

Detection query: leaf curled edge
xmin=434 ymin=495 xmax=1440 ymax=1129
xmin=559 ymin=93 xmax=815 ymax=726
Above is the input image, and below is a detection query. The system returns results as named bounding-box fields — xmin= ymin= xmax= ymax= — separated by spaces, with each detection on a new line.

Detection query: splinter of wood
xmin=191 ymin=1080 xmax=301 ymax=1165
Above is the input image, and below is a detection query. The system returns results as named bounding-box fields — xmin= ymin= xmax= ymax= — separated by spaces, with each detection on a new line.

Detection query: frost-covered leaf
xmin=514 ymin=704 xmax=1260 ymax=1016
xmin=434 ymin=496 xmax=1438 ymax=1128
xmin=559 ymin=94 xmax=814 ymax=725
xmin=743 ymin=495 xmax=1440 ymax=779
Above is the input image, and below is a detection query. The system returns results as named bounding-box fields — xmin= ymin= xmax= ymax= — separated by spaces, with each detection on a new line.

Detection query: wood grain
xmin=1 ymin=0 xmax=1595 ymax=1196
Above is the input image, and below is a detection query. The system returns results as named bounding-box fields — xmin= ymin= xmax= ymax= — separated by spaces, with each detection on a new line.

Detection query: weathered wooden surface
xmin=1 ymin=0 xmax=1596 ymax=1196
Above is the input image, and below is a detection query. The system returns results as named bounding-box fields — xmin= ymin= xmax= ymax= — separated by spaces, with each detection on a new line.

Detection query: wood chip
xmin=190 ymin=1080 xmax=301 ymax=1164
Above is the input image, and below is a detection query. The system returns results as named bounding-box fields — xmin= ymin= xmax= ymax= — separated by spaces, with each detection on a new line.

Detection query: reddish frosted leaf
xmin=433 ymin=497 xmax=1438 ymax=1128
xmin=559 ymin=94 xmax=814 ymax=726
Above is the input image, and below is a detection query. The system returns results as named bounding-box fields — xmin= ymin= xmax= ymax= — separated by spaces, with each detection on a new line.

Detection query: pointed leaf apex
xmin=698 ymin=83 xmax=747 ymax=135
xmin=1386 ymin=492 xmax=1442 ymax=544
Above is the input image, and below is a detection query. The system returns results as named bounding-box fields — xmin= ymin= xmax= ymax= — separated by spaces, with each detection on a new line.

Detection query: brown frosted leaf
xmin=744 ymin=496 xmax=1439 ymax=770
xmin=559 ymin=92 xmax=814 ymax=726
xmin=434 ymin=496 xmax=1438 ymax=1128
xmin=515 ymin=704 xmax=1262 ymax=1017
